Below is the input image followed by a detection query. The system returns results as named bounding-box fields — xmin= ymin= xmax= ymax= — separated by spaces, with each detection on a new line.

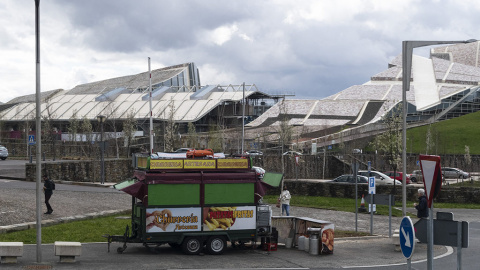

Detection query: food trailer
xmin=106 ymin=154 xmax=277 ymax=255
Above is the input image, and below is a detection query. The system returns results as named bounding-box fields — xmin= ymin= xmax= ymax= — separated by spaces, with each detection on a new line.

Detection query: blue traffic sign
xmin=400 ymin=216 xmax=415 ymax=259
xmin=28 ymin=135 xmax=36 ymax=145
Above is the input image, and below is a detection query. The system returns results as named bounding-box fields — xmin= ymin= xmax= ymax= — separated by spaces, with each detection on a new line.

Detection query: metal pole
xmin=354 ymin=164 xmax=358 ymax=232
xmin=370 ymin=194 xmax=374 ymax=235
xmin=457 ymin=221 xmax=462 ymax=270
xmin=34 ymin=0 xmax=42 ymax=263
xmin=148 ymin=57 xmax=154 ymax=154
xmin=241 ymin=82 xmax=245 ymax=154
xmin=427 ymin=205 xmax=434 ymax=270
xmin=388 ymin=195 xmax=392 ymax=237
xmin=100 ymin=122 xmax=105 ymax=184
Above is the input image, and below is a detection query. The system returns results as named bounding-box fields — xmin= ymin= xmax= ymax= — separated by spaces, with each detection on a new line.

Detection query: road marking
xmin=0 ymin=179 xmax=12 ymax=182
xmin=342 ymin=246 xmax=454 ymax=268
xmin=0 ymin=210 xmax=16 ymax=215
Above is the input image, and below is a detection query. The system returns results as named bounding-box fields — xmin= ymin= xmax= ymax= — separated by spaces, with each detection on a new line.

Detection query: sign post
xmin=419 ymin=155 xmax=442 ymax=270
xmin=400 ymin=216 xmax=415 ymax=269
xmin=352 ymin=163 xmax=359 ymax=232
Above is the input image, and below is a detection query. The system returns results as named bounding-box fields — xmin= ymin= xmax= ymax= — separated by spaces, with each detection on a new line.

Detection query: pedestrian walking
xmin=414 ymin=188 xmax=428 ymax=218
xmin=280 ymin=185 xmax=291 ymax=216
xmin=43 ymin=175 xmax=54 ymax=214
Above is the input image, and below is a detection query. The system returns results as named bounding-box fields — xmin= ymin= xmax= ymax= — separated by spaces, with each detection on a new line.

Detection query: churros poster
xmin=146 ymin=208 xmax=202 ymax=233
xmin=203 ymin=206 xmax=256 ymax=231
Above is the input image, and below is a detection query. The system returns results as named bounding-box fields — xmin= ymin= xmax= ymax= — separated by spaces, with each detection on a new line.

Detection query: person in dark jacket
xmin=42 ymin=175 xmax=54 ymax=214
xmin=414 ymin=188 xmax=428 ymax=218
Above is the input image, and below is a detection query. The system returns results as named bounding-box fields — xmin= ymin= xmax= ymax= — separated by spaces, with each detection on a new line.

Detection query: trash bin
xmin=307 ymin=227 xmax=322 ymax=255
xmin=297 ymin=236 xmax=305 ymax=251
xmin=304 ymin=236 xmax=310 ymax=253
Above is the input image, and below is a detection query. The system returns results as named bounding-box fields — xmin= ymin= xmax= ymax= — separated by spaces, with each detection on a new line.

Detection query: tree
xmin=207 ymin=123 xmax=223 ymax=152
xmin=187 ymin=122 xmax=199 ymax=148
xmin=122 ymin=109 xmax=137 ymax=158
xmin=80 ymin=116 xmax=93 ymax=157
xmin=164 ymin=99 xmax=178 ymax=152
xmin=68 ymin=110 xmax=80 ymax=143
xmin=425 ymin=124 xmax=434 ymax=155
xmin=464 ymin=145 xmax=472 ymax=175
xmin=371 ymin=104 xmax=402 ymax=193
xmin=277 ymin=100 xmax=293 ymax=178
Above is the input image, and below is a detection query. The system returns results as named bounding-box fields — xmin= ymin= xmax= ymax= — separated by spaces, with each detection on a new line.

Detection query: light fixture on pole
xmin=402 ymin=39 xmax=476 ymax=270
xmin=97 ymin=115 xmax=107 ymax=184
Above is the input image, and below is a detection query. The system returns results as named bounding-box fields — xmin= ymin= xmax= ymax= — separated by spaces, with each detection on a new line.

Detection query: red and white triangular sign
xmin=419 ymin=155 xmax=442 ymax=208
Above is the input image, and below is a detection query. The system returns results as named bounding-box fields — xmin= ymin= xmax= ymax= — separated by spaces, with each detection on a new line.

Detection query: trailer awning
xmin=262 ymin=172 xmax=283 ymax=187
xmin=113 ymin=179 xmax=136 ymax=190
xmin=114 ymin=179 xmax=147 ymax=202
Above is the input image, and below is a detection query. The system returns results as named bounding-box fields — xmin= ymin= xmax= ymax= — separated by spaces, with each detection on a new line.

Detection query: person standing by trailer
xmin=280 ymin=185 xmax=291 ymax=216
xmin=43 ymin=175 xmax=54 ymax=214
xmin=414 ymin=188 xmax=428 ymax=218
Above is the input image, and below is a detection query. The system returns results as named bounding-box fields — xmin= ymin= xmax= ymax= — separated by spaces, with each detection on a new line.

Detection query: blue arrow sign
xmin=400 ymin=216 xmax=415 ymax=259
xmin=28 ymin=135 xmax=36 ymax=145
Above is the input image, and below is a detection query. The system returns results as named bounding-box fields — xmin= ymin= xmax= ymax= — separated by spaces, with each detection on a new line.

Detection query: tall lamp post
xmin=97 ymin=115 xmax=106 ymax=184
xmin=402 ymin=39 xmax=476 ymax=270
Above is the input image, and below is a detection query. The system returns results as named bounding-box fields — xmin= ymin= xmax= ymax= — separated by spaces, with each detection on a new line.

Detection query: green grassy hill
xmin=406 ymin=111 xmax=480 ymax=155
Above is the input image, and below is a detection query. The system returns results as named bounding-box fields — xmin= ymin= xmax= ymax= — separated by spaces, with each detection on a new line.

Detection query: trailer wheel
xmin=182 ymin=237 xmax=202 ymax=255
xmin=206 ymin=236 xmax=226 ymax=255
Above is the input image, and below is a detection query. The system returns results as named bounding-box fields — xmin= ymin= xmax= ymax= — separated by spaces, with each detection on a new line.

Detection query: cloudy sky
xmin=1 ymin=0 xmax=479 ymax=104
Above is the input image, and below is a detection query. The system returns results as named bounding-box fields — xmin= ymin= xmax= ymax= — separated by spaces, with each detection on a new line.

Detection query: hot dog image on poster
xmin=203 ymin=206 xmax=256 ymax=231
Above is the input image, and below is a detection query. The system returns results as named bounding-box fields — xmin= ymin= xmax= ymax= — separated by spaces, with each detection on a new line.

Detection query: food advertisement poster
xmin=321 ymin=224 xmax=335 ymax=254
xmin=146 ymin=208 xmax=201 ymax=233
xmin=203 ymin=206 xmax=256 ymax=231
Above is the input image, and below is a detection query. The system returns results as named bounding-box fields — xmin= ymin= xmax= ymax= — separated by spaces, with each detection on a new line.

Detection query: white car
xmin=252 ymin=166 xmax=265 ymax=179
xmin=0 ymin=145 xmax=8 ymax=160
xmin=357 ymin=170 xmax=401 ymax=185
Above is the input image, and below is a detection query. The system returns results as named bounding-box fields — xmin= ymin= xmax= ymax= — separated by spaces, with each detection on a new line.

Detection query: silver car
xmin=357 ymin=170 xmax=402 ymax=185
xmin=441 ymin=167 xmax=469 ymax=179
xmin=0 ymin=145 xmax=8 ymax=160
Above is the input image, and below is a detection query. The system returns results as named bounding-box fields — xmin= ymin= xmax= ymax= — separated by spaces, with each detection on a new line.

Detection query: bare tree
xmin=371 ymin=104 xmax=402 ymax=193
xmin=207 ymin=122 xmax=222 ymax=152
xmin=187 ymin=122 xmax=199 ymax=148
xmin=80 ymin=116 xmax=93 ymax=157
xmin=164 ymin=99 xmax=178 ymax=152
xmin=122 ymin=109 xmax=137 ymax=158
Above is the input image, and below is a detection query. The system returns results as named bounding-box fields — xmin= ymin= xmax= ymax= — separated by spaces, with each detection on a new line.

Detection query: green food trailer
xmin=106 ymin=156 xmax=277 ymax=255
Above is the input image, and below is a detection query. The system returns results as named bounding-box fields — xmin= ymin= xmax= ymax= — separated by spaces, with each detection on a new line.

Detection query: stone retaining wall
xmin=25 ymin=159 xmax=133 ymax=183
xmin=267 ymin=180 xmax=480 ymax=204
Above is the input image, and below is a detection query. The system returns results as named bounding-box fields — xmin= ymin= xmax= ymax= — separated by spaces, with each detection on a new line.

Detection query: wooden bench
xmin=0 ymin=242 xmax=23 ymax=264
xmin=54 ymin=241 xmax=82 ymax=263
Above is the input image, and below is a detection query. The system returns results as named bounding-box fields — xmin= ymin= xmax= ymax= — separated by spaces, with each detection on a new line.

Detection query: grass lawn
xmin=0 ymin=214 xmax=131 ymax=244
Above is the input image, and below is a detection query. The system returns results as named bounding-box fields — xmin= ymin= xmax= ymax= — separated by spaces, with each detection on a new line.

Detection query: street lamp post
xmin=97 ymin=115 xmax=106 ymax=184
xmin=402 ymin=39 xmax=476 ymax=270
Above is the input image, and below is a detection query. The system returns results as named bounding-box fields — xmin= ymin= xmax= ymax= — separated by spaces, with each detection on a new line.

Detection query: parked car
xmin=252 ymin=166 xmax=265 ymax=179
xmin=441 ymin=167 xmax=469 ymax=179
xmin=0 ymin=145 xmax=8 ymax=160
xmin=282 ymin=151 xmax=303 ymax=156
xmin=174 ymin=148 xmax=193 ymax=153
xmin=410 ymin=170 xmax=423 ymax=183
xmin=357 ymin=170 xmax=402 ymax=185
xmin=352 ymin=148 xmax=363 ymax=154
xmin=385 ymin=171 xmax=411 ymax=184
xmin=329 ymin=174 xmax=369 ymax=184
xmin=245 ymin=150 xmax=263 ymax=156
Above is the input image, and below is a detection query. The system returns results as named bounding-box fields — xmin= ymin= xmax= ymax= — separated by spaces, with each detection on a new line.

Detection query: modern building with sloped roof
xmin=0 ymin=62 xmax=275 ymax=138
xmin=246 ymin=42 xmax=480 ymax=151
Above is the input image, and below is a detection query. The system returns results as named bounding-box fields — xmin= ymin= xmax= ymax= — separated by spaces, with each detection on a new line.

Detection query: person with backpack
xmin=42 ymin=175 xmax=55 ymax=214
